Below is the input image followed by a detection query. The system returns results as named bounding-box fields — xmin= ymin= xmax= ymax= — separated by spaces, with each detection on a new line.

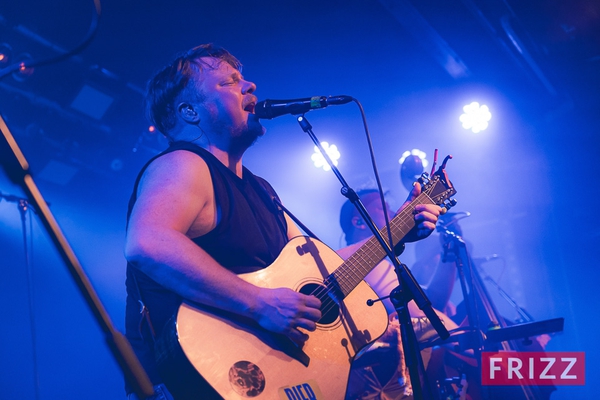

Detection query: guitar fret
xmin=332 ymin=192 xmax=436 ymax=297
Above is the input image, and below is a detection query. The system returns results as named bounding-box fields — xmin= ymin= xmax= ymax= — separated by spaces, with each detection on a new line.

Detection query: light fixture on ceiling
xmin=399 ymin=149 xmax=428 ymax=191
xmin=311 ymin=141 xmax=340 ymax=171
xmin=11 ymin=53 xmax=35 ymax=82
xmin=0 ymin=43 xmax=13 ymax=67
xmin=460 ymin=101 xmax=491 ymax=133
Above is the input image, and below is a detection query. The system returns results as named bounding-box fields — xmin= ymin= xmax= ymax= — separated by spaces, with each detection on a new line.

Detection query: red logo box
xmin=481 ymin=351 xmax=585 ymax=386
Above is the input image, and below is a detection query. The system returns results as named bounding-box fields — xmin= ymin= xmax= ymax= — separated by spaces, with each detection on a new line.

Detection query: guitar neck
xmin=331 ymin=192 xmax=435 ymax=297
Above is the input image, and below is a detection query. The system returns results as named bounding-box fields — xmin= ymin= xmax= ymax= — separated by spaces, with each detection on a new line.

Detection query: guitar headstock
xmin=419 ymin=155 xmax=457 ymax=211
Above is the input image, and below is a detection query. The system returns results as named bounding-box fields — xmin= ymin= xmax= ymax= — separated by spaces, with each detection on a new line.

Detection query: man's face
xmin=193 ymin=57 xmax=264 ymax=149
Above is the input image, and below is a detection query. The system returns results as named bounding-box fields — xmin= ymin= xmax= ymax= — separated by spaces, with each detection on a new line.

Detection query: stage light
xmin=0 ymin=43 xmax=13 ymax=67
xmin=399 ymin=149 xmax=428 ymax=191
xmin=399 ymin=149 xmax=428 ymax=168
xmin=11 ymin=53 xmax=35 ymax=82
xmin=460 ymin=101 xmax=491 ymax=133
xmin=311 ymin=141 xmax=340 ymax=171
xmin=133 ymin=125 xmax=169 ymax=153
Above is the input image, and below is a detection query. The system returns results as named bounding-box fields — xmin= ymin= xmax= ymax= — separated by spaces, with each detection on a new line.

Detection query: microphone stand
xmin=440 ymin=229 xmax=483 ymax=350
xmin=297 ymin=114 xmax=448 ymax=400
xmin=0 ymin=114 xmax=154 ymax=398
xmin=440 ymin=227 xmax=493 ymax=400
xmin=0 ymin=192 xmax=41 ymax=399
xmin=480 ymin=270 xmax=534 ymax=323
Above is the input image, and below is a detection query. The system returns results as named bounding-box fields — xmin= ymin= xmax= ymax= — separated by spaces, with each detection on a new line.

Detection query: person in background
xmin=337 ymin=189 xmax=458 ymax=400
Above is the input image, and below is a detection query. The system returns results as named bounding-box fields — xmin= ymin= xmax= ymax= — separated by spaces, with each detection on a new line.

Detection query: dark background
xmin=0 ymin=0 xmax=598 ymax=398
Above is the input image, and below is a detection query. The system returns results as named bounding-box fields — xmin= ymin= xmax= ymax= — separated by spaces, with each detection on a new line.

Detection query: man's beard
xmin=231 ymin=126 xmax=260 ymax=152
xmin=203 ymin=105 xmax=263 ymax=153
xmin=224 ymin=120 xmax=263 ymax=154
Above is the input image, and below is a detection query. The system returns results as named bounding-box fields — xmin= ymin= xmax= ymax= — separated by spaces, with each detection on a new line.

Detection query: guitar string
xmin=317 ymin=191 xmax=445 ymax=314
xmin=303 ymin=188 xmax=446 ymax=319
xmin=305 ymin=199 xmax=423 ymax=318
xmin=334 ymin=200 xmax=418 ymax=292
xmin=308 ymin=202 xmax=419 ymax=304
xmin=308 ymin=216 xmax=416 ymax=318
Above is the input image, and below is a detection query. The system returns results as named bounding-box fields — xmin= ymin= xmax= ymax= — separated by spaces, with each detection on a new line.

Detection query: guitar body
xmin=167 ymin=236 xmax=389 ymax=399
xmin=156 ymin=166 xmax=457 ymax=399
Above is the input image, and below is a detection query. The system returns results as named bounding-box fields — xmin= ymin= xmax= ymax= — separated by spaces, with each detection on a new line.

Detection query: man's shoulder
xmin=148 ymin=148 xmax=209 ymax=170
xmin=139 ymin=150 xmax=211 ymax=189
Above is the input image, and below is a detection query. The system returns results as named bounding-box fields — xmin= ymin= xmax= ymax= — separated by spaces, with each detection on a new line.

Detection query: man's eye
xmin=222 ymin=77 xmax=240 ymax=86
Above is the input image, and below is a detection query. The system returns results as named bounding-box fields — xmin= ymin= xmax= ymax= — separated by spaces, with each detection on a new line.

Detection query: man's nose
xmin=242 ymin=80 xmax=256 ymax=94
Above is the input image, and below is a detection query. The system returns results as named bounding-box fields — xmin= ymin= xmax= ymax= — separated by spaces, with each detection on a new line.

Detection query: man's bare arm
xmin=125 ymin=151 xmax=320 ymax=341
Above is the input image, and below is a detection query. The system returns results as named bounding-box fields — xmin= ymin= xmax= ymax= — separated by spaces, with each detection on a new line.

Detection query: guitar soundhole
xmin=299 ymin=283 xmax=339 ymax=325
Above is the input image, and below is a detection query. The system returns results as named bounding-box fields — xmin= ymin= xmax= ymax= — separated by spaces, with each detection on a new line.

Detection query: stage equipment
xmin=295 ymin=107 xmax=455 ymax=400
xmin=0 ymin=114 xmax=154 ymax=398
xmin=429 ymin=215 xmax=564 ymax=399
xmin=254 ymin=95 xmax=352 ymax=119
xmin=400 ymin=154 xmax=425 ymax=192
xmin=459 ymin=102 xmax=491 ymax=133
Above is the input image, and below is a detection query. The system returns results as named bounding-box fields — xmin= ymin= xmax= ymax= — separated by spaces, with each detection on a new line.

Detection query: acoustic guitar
xmin=156 ymin=164 xmax=456 ymax=400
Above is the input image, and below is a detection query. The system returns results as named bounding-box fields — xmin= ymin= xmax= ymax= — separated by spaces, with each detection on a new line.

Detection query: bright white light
xmin=398 ymin=148 xmax=428 ymax=168
xmin=460 ymin=102 xmax=491 ymax=133
xmin=311 ymin=141 xmax=340 ymax=171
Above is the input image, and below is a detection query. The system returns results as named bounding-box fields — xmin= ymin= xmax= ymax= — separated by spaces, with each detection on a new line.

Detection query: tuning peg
xmin=440 ymin=198 xmax=457 ymax=214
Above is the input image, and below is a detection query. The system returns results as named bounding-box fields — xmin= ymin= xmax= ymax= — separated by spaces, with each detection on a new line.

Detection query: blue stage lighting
xmin=311 ymin=141 xmax=340 ymax=171
xmin=460 ymin=101 xmax=491 ymax=133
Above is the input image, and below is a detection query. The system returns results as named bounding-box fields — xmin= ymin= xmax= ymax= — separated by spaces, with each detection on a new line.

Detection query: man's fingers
xmin=304 ymin=294 xmax=322 ymax=309
xmin=419 ymin=221 xmax=437 ymax=231
xmin=296 ymin=318 xmax=318 ymax=332
xmin=300 ymin=304 xmax=322 ymax=320
xmin=414 ymin=204 xmax=442 ymax=217
xmin=289 ymin=329 xmax=310 ymax=345
xmin=298 ymin=295 xmax=322 ymax=322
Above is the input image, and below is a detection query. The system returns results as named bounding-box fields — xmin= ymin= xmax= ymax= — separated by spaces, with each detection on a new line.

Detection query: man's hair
xmin=145 ymin=43 xmax=242 ymax=137
xmin=339 ymin=188 xmax=380 ymax=239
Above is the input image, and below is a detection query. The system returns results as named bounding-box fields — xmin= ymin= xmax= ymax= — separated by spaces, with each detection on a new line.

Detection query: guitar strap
xmin=272 ymin=197 xmax=320 ymax=241
xmin=243 ymin=170 xmax=320 ymax=241
xmin=130 ymin=181 xmax=318 ymax=343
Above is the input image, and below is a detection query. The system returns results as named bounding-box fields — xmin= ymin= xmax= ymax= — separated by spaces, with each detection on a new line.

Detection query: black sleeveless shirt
xmin=124 ymin=141 xmax=288 ymax=386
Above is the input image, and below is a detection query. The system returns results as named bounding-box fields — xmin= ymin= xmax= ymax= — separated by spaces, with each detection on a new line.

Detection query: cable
xmin=0 ymin=0 xmax=102 ymax=81
xmin=22 ymin=202 xmax=40 ymax=400
xmin=351 ymin=98 xmax=395 ymax=252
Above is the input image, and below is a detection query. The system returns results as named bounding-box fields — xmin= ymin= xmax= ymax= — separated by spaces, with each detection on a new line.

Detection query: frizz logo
xmin=481 ymin=351 xmax=585 ymax=386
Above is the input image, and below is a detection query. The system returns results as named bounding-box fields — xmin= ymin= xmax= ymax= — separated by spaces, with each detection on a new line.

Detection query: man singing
xmin=124 ymin=44 xmax=441 ymax=399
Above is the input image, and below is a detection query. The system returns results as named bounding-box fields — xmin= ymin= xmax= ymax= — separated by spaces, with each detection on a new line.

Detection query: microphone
xmin=254 ymin=95 xmax=353 ymax=119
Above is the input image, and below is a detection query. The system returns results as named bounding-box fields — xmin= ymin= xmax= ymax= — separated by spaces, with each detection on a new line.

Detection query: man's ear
xmin=178 ymin=103 xmax=200 ymax=124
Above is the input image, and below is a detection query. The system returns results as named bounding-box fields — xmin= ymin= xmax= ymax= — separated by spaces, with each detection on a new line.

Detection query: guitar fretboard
xmin=331 ymin=192 xmax=435 ymax=297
